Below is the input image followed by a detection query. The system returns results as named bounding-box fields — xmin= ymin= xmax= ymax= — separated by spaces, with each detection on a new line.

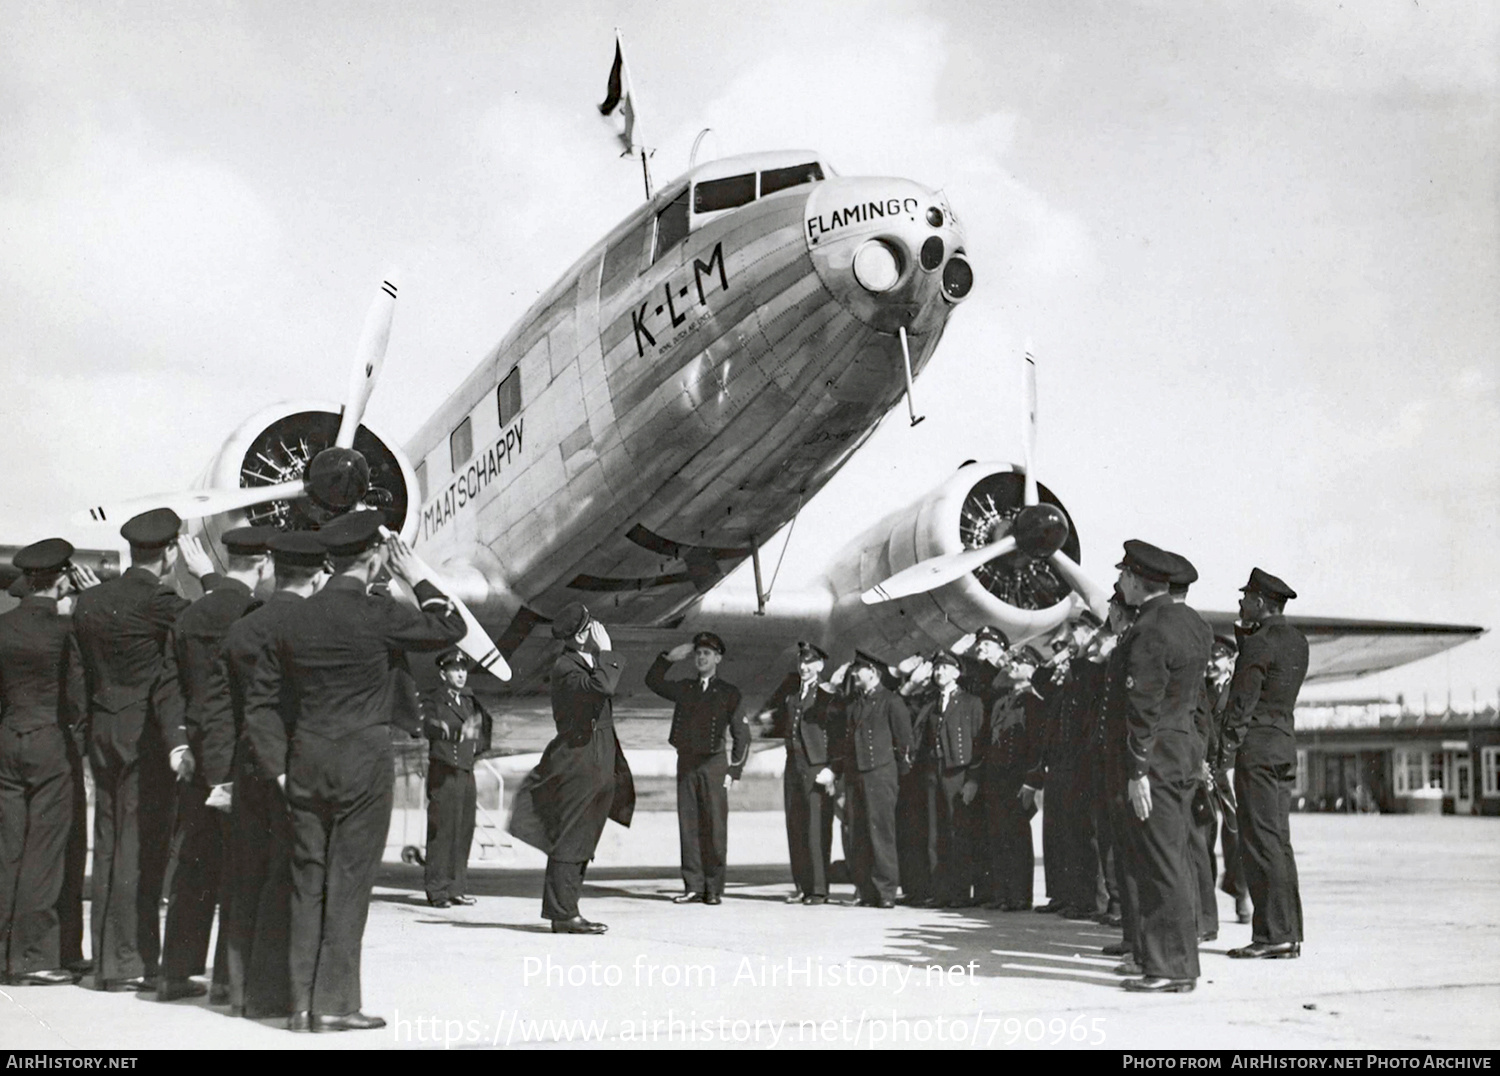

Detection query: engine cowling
xmin=190 ymin=399 xmax=418 ymax=571
xmin=826 ymin=461 xmax=1085 ymax=658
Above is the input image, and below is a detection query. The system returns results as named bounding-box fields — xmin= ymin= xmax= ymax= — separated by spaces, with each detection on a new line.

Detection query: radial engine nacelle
xmin=825 ymin=461 xmax=1088 ymax=658
xmin=190 ymin=399 xmax=419 ymax=572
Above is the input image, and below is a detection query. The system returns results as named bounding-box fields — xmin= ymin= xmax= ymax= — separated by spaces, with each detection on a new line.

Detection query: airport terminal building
xmin=1292 ymin=703 xmax=1500 ymax=817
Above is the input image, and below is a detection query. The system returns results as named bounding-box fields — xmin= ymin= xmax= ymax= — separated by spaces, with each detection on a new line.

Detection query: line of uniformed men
xmin=0 ymin=508 xmax=466 ymax=1034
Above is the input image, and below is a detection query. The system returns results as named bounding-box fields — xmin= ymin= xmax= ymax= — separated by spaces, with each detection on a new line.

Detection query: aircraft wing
xmin=1198 ymin=612 xmax=1486 ymax=684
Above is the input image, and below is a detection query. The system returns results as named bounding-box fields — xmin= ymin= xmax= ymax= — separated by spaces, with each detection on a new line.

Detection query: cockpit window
xmin=760 ymin=162 xmax=823 ymax=196
xmin=654 ymin=188 xmax=690 ymax=262
xmin=693 ymin=173 xmax=756 ymax=214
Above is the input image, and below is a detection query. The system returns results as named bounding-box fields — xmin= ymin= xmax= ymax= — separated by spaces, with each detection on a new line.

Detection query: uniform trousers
xmin=57 ymin=738 xmax=88 ymax=969
xmin=783 ymin=751 xmax=833 ymax=898
xmin=226 ymin=747 xmax=293 ymax=1017
xmin=982 ymin=764 xmax=1034 ymax=907
xmin=286 ymin=726 xmax=394 ymax=1016
xmin=1125 ymin=774 xmax=1200 ymax=981
xmin=1107 ymin=778 xmax=1142 ymax=953
xmin=0 ymin=726 xmax=73 ymax=975
xmin=424 ymin=761 xmax=478 ymax=902
xmin=542 ymin=859 xmax=588 ymax=921
xmin=161 ymin=780 xmax=230 ymax=983
xmin=1089 ymin=757 xmax=1120 ymax=916
xmin=1234 ymin=751 xmax=1303 ymax=945
xmin=895 ymin=766 xmax=930 ymax=901
xmin=675 ymin=751 xmax=729 ymax=897
xmin=90 ymin=723 xmax=173 ymax=985
xmin=1188 ymin=789 xmax=1219 ymax=936
xmin=1218 ymin=805 xmax=1246 ymax=899
xmin=923 ymin=763 xmax=977 ymax=903
xmin=1048 ymin=763 xmax=1103 ymax=912
xmin=844 ymin=762 xmax=899 ymax=903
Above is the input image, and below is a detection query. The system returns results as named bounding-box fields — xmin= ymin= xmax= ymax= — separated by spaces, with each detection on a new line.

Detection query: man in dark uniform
xmin=157 ymin=526 xmax=276 ymax=1002
xmin=420 ymin=649 xmax=494 ymax=908
xmin=646 ymin=632 xmax=748 ymax=905
xmin=1221 ymin=568 xmax=1309 ymax=960
xmin=0 ymin=539 xmax=86 ymax=985
xmin=1167 ymin=555 xmax=1220 ymax=943
xmin=1113 ymin=541 xmax=1213 ymax=994
xmin=1205 ymin=637 xmax=1251 ymax=924
xmin=834 ymin=654 xmax=912 ymax=908
xmin=215 ymin=530 xmax=327 ymax=1019
xmin=980 ymin=651 xmax=1042 ymax=910
xmin=244 ymin=512 xmax=465 ymax=1032
xmin=955 ymin=624 xmax=1009 ymax=903
xmin=71 ymin=508 xmax=219 ymax=992
xmin=509 ymin=603 xmax=635 ymax=934
xmin=1096 ymin=589 xmax=1139 ymax=955
xmin=911 ymin=651 xmax=985 ymax=907
xmin=768 ymin=643 xmax=841 ymax=905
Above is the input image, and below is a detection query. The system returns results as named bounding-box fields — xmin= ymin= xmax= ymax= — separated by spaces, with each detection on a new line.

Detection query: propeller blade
xmin=861 ymin=536 xmax=1018 ymax=604
xmin=335 ymin=278 xmax=398 ymax=450
xmin=1021 ymin=340 xmax=1039 ymax=507
xmin=387 ymin=535 xmax=512 ymax=681
xmin=1049 ymin=549 xmax=1112 ymax=619
xmin=75 ymin=480 xmax=307 ymax=527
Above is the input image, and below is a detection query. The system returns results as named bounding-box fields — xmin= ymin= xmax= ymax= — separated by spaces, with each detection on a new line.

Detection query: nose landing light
xmin=942 ymin=256 xmax=973 ymax=301
xmin=852 ymin=240 xmax=902 ymax=293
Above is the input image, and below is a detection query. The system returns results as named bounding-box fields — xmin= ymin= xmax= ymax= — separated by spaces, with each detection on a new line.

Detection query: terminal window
xmin=497 ymin=367 xmax=522 ymax=427
xmin=1483 ymin=747 xmax=1500 ymax=798
xmin=1393 ymin=749 xmax=1428 ymax=795
xmin=450 ymin=416 xmax=473 ymax=473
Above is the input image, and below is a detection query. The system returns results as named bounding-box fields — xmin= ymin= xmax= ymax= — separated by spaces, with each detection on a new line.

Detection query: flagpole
xmin=615 ymin=29 xmax=654 ymax=199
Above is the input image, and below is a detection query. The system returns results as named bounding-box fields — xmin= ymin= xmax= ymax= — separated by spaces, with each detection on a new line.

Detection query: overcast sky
xmin=1 ymin=0 xmax=1495 ymax=704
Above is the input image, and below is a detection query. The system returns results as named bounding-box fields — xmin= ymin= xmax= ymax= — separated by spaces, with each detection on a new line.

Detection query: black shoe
xmin=313 ymin=1012 xmax=387 ymax=1032
xmin=551 ymin=916 xmax=607 ymax=935
xmin=209 ymin=983 xmax=231 ymax=1005
xmin=1101 ymin=942 xmax=1131 ymax=957
xmin=1113 ymin=961 xmax=1144 ymax=976
xmin=428 ymin=897 xmax=451 ymax=909
xmin=103 ymin=976 xmax=154 ymax=993
xmin=1096 ymin=912 xmax=1123 ymax=927
xmin=802 ymin=895 xmax=827 ymax=906
xmin=1061 ymin=906 xmax=1097 ymax=921
xmin=1198 ymin=931 xmax=1218 ymax=943
xmin=1228 ymin=941 xmax=1299 ymax=959
xmin=981 ymin=899 xmax=1006 ymax=910
xmin=64 ymin=959 xmax=92 ymax=975
xmin=784 ymin=891 xmax=805 ymax=904
xmin=703 ymin=894 xmax=722 ymax=905
xmin=1034 ymin=900 xmax=1066 ymax=914
xmin=672 ymin=892 xmax=704 ymax=904
xmin=450 ymin=895 xmax=477 ymax=906
xmin=14 ymin=969 xmax=79 ymax=986
xmin=1122 ymin=976 xmax=1195 ymax=993
xmin=287 ymin=1011 xmax=312 ymax=1032
xmin=874 ymin=898 xmax=895 ymax=909
xmin=157 ymin=978 xmax=208 ymax=1001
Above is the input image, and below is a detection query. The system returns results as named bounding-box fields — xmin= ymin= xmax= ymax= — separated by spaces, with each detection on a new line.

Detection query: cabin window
xmin=415 ymin=460 xmax=428 ymax=502
xmin=497 ymin=367 xmax=522 ymax=427
xmin=760 ymin=161 xmax=823 ymax=196
xmin=449 ymin=416 xmax=473 ymax=472
xmin=602 ymin=215 xmax=651 ymax=289
xmin=654 ymin=188 xmax=690 ymax=262
xmin=694 ymin=172 xmax=756 ymax=213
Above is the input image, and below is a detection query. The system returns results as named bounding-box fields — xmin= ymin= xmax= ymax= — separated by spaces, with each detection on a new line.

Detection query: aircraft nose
xmin=804 ymin=177 xmax=971 ymax=334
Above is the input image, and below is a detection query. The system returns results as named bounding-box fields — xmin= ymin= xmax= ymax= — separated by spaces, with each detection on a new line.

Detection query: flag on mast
xmin=598 ymin=34 xmax=641 ymax=155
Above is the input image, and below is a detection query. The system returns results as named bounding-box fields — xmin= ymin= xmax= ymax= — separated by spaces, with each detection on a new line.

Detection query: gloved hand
xmin=169 ymin=745 xmax=195 ymax=782
xmin=205 ymin=784 xmax=232 ymax=812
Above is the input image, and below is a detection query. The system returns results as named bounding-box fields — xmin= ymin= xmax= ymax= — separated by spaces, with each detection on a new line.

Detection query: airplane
xmin=41 ymin=133 xmax=1483 ymax=708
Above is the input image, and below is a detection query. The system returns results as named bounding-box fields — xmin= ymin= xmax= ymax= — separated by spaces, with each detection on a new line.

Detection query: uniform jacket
xmin=645 ymin=654 xmax=750 ymax=777
xmin=244 ymin=575 xmax=465 ymax=762
xmin=911 ymin=687 xmax=985 ymax=777
xmin=768 ymin=672 xmax=843 ymax=768
xmin=202 ymin=590 xmax=300 ymax=786
xmin=1029 ymin=657 xmax=1107 ymax=787
xmin=1218 ymin=615 xmax=1309 ymax=770
xmin=1122 ymin=594 xmax=1214 ymax=784
xmin=837 ymin=686 xmax=913 ymax=775
xmin=957 ymin=655 xmax=1008 ymax=715
xmin=160 ymin=577 xmax=255 ymax=770
xmin=72 ymin=566 xmax=216 ymax=760
xmin=0 ymin=595 xmax=84 ymax=736
xmin=983 ymin=689 xmax=1041 ymax=774
xmin=550 ymin=648 xmax=624 ymax=744
xmin=420 ymin=687 xmax=493 ymax=771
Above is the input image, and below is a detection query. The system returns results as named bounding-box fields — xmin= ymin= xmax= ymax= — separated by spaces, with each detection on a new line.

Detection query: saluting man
xmin=0 ymin=539 xmax=86 ymax=985
xmin=769 ymin=643 xmax=842 ymax=906
xmin=1220 ymin=568 xmax=1309 ymax=961
xmin=1113 ymin=540 xmax=1213 ymax=994
xmin=647 ymin=632 xmax=749 ymax=905
xmin=509 ymin=603 xmax=635 ymax=935
xmin=420 ymin=650 xmax=494 ymax=909
xmin=71 ymin=507 xmax=219 ymax=992
xmin=244 ymin=512 xmax=465 ymax=1032
xmin=157 ymin=525 xmax=276 ymax=1003
xmin=912 ymin=651 xmax=985 ymax=907
xmin=215 ymin=530 xmax=327 ymax=1020
xmin=834 ymin=653 xmax=913 ymax=908
xmin=980 ymin=650 xmax=1043 ymax=911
